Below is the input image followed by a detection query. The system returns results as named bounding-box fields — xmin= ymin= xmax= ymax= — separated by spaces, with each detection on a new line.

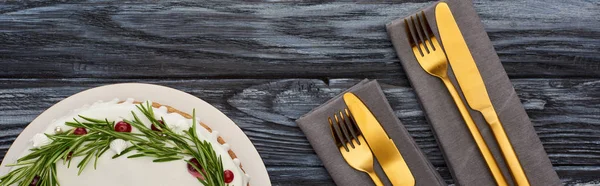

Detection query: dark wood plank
xmin=1 ymin=0 xmax=598 ymax=185
xmin=0 ymin=78 xmax=598 ymax=185
xmin=0 ymin=0 xmax=598 ymax=79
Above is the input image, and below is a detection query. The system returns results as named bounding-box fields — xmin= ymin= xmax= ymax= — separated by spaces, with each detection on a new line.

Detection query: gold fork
xmin=404 ymin=12 xmax=508 ymax=186
xmin=329 ymin=109 xmax=383 ymax=186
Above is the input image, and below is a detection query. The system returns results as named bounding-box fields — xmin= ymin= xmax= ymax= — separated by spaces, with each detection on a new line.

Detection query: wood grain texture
xmin=0 ymin=0 xmax=598 ymax=185
xmin=0 ymin=0 xmax=598 ymax=79
xmin=1 ymin=78 xmax=599 ymax=185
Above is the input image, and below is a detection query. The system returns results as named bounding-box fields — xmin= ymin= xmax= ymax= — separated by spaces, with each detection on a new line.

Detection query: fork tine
xmin=336 ymin=112 xmax=355 ymax=148
xmin=417 ymin=11 xmax=436 ymax=51
xmin=411 ymin=15 xmax=430 ymax=54
xmin=405 ymin=18 xmax=424 ymax=57
xmin=404 ymin=19 xmax=417 ymax=55
xmin=329 ymin=117 xmax=349 ymax=151
xmin=343 ymin=109 xmax=361 ymax=145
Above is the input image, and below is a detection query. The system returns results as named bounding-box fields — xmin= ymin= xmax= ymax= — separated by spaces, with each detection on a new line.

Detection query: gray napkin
xmin=296 ymin=79 xmax=446 ymax=186
xmin=386 ymin=0 xmax=560 ymax=185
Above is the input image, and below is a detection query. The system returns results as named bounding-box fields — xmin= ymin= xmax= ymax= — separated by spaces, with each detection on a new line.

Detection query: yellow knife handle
xmin=344 ymin=93 xmax=415 ymax=186
xmin=442 ymin=78 xmax=508 ymax=186
xmin=484 ymin=108 xmax=530 ymax=186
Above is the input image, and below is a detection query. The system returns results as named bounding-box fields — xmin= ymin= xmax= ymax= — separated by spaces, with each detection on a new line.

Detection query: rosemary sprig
xmin=0 ymin=102 xmax=225 ymax=186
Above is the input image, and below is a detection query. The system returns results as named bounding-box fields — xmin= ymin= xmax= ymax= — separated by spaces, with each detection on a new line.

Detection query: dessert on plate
xmin=0 ymin=98 xmax=249 ymax=186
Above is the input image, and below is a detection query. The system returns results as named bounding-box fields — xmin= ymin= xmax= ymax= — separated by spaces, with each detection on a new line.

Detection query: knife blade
xmin=343 ymin=93 xmax=414 ymax=186
xmin=435 ymin=2 xmax=529 ymax=185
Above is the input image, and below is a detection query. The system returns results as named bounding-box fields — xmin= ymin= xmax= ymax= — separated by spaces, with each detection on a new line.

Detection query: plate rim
xmin=0 ymin=83 xmax=271 ymax=186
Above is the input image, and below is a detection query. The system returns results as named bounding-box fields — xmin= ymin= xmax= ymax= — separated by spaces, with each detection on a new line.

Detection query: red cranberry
xmin=114 ymin=121 xmax=132 ymax=133
xmin=151 ymin=120 xmax=165 ymax=132
xmin=29 ymin=175 xmax=40 ymax=186
xmin=224 ymin=170 xmax=234 ymax=183
xmin=73 ymin=128 xmax=87 ymax=135
xmin=187 ymin=158 xmax=205 ymax=179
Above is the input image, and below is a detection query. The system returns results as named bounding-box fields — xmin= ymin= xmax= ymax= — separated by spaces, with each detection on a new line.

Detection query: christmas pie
xmin=0 ymin=98 xmax=249 ymax=186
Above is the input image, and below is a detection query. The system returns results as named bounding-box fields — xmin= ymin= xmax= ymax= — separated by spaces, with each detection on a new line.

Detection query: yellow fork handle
xmin=365 ymin=168 xmax=384 ymax=186
xmin=442 ymin=78 xmax=508 ymax=186
xmin=484 ymin=109 xmax=530 ymax=186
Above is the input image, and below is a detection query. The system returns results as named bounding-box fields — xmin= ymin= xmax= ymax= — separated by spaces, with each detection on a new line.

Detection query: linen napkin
xmin=296 ymin=79 xmax=446 ymax=186
xmin=386 ymin=0 xmax=560 ymax=185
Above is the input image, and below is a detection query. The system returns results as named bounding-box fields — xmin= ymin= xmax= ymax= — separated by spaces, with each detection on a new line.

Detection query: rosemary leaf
xmin=77 ymin=152 xmax=94 ymax=175
xmin=111 ymin=146 xmax=136 ymax=159
xmin=127 ymin=154 xmax=145 ymax=159
xmin=77 ymin=115 xmax=106 ymax=123
xmin=152 ymin=157 xmax=182 ymax=162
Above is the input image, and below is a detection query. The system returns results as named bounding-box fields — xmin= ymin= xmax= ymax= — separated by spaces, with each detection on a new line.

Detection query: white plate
xmin=0 ymin=83 xmax=270 ymax=186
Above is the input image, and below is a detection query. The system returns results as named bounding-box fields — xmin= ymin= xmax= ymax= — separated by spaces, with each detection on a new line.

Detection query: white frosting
xmin=222 ymin=144 xmax=231 ymax=152
xmin=31 ymin=133 xmax=51 ymax=148
xmin=29 ymin=98 xmax=246 ymax=186
xmin=243 ymin=173 xmax=251 ymax=186
xmin=166 ymin=119 xmax=191 ymax=135
xmin=109 ymin=139 xmax=129 ymax=155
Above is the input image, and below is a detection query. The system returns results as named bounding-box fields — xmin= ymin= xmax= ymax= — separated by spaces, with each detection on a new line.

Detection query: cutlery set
xmin=329 ymin=108 xmax=383 ymax=186
xmin=405 ymin=10 xmax=508 ymax=186
xmin=330 ymin=93 xmax=415 ymax=186
xmin=435 ymin=3 xmax=528 ymax=185
xmin=329 ymin=2 xmax=529 ymax=185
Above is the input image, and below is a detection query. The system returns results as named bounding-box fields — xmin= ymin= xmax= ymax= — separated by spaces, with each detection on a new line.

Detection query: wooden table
xmin=0 ymin=0 xmax=598 ymax=185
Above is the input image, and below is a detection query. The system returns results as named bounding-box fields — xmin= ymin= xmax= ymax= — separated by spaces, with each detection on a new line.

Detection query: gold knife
xmin=435 ymin=2 xmax=529 ymax=185
xmin=343 ymin=93 xmax=415 ymax=186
